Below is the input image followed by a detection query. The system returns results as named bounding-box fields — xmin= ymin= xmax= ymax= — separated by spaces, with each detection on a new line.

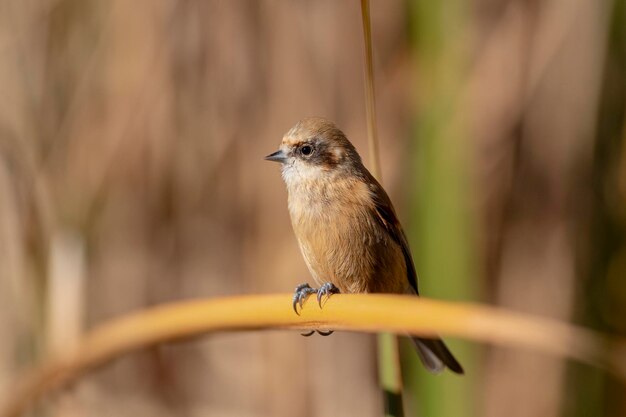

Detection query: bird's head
xmin=265 ymin=117 xmax=363 ymax=187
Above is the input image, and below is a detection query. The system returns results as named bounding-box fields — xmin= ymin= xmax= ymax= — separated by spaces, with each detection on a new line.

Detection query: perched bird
xmin=265 ymin=117 xmax=463 ymax=374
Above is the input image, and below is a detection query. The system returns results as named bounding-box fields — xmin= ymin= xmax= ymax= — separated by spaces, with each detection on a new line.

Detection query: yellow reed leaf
xmin=2 ymin=294 xmax=625 ymax=417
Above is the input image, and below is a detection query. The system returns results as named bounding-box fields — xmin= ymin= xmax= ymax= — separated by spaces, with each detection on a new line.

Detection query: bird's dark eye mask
xmin=297 ymin=139 xmax=340 ymax=169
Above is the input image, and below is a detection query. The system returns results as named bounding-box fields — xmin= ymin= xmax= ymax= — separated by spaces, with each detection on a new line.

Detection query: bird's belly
xmin=295 ymin=215 xmax=407 ymax=294
xmin=299 ymin=237 xmax=369 ymax=292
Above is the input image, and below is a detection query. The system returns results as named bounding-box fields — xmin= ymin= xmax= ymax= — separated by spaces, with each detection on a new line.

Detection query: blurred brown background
xmin=0 ymin=1 xmax=624 ymax=416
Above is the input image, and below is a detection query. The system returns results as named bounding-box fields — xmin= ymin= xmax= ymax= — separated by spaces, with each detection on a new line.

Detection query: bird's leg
xmin=292 ymin=283 xmax=317 ymax=315
xmin=316 ymin=282 xmax=340 ymax=307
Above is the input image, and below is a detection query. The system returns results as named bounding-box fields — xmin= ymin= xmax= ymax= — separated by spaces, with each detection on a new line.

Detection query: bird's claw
xmin=292 ymin=282 xmax=341 ymax=314
xmin=316 ymin=282 xmax=340 ymax=307
xmin=292 ymin=281 xmax=339 ymax=336
xmin=292 ymin=283 xmax=317 ymax=315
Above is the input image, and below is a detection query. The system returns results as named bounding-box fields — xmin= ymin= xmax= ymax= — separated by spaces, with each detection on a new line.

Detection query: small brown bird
xmin=265 ymin=117 xmax=463 ymax=374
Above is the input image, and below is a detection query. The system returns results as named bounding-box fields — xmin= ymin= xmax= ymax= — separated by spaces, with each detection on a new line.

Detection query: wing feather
xmin=366 ymin=176 xmax=419 ymax=294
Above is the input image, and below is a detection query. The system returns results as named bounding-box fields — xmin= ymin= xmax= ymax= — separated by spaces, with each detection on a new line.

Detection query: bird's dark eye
xmin=300 ymin=145 xmax=313 ymax=156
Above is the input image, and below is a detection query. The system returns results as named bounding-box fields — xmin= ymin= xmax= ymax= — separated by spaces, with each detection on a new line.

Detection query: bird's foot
xmin=292 ymin=282 xmax=341 ymax=314
xmin=292 ymin=282 xmax=340 ymax=336
xmin=292 ymin=283 xmax=317 ymax=315
xmin=316 ymin=282 xmax=340 ymax=307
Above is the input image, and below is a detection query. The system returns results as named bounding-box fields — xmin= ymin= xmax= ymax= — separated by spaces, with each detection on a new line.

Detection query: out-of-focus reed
xmin=3 ymin=293 xmax=626 ymax=417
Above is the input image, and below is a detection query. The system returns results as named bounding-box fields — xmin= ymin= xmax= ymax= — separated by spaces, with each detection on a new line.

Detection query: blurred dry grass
xmin=0 ymin=1 xmax=624 ymax=417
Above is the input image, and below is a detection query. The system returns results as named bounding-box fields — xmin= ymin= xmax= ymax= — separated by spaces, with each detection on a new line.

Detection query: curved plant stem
xmin=2 ymin=293 xmax=624 ymax=417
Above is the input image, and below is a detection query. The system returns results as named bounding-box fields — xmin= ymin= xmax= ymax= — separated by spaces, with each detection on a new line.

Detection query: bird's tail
xmin=410 ymin=336 xmax=464 ymax=375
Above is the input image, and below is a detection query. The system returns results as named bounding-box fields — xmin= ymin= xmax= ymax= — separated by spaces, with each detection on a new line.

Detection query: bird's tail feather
xmin=410 ymin=337 xmax=464 ymax=375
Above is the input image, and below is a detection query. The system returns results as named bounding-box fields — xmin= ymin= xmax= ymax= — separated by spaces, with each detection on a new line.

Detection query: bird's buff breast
xmin=287 ymin=178 xmax=404 ymax=293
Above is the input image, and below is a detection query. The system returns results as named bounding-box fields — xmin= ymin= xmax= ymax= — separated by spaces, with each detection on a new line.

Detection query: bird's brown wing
xmin=367 ymin=178 xmax=419 ymax=295
xmin=368 ymin=178 xmax=465 ymax=374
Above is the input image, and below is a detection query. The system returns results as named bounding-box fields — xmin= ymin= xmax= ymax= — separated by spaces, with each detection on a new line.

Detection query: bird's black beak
xmin=264 ymin=149 xmax=287 ymax=163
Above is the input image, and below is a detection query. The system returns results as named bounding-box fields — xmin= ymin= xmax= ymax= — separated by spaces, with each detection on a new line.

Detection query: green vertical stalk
xmin=404 ymin=0 xmax=478 ymax=416
xmin=378 ymin=333 xmax=404 ymax=417
xmin=567 ymin=1 xmax=625 ymax=416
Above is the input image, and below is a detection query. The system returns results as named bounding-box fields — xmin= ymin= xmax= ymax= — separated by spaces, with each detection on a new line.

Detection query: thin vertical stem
xmin=360 ymin=1 xmax=404 ymax=416
xmin=360 ymin=0 xmax=382 ymax=180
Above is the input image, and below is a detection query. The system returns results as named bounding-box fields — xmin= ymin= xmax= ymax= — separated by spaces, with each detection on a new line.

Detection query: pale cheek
xmin=331 ymin=147 xmax=343 ymax=162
